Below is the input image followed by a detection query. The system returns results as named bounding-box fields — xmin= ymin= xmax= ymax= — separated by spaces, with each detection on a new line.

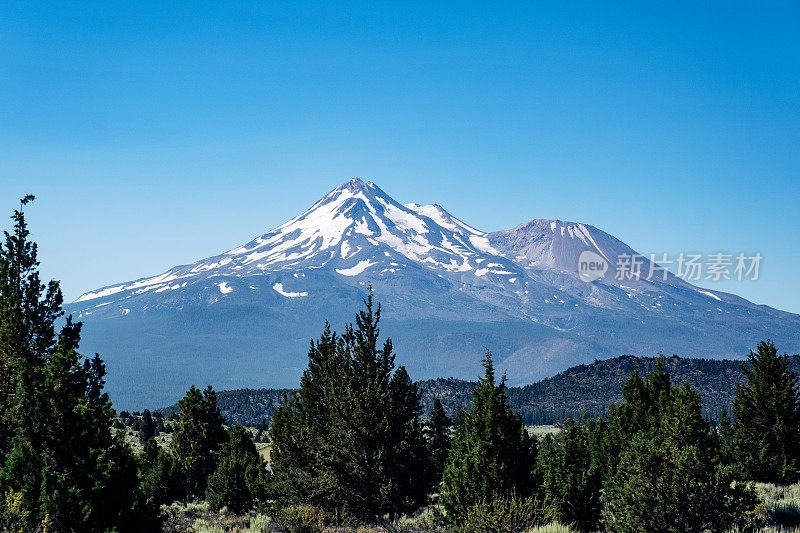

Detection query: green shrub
xmin=279 ymin=504 xmax=325 ymax=533
xmin=161 ymin=505 xmax=195 ymax=533
xmin=526 ymin=524 xmax=576 ymax=533
xmin=206 ymin=425 xmax=269 ymax=514
xmin=600 ymin=360 xmax=761 ymax=533
xmin=1 ymin=491 xmax=27 ymax=532
xmin=756 ymin=482 xmax=800 ymax=528
xmin=538 ymin=418 xmax=603 ymax=531
xmin=456 ymin=490 xmax=551 ymax=532
xmin=381 ymin=506 xmax=449 ymax=532
xmin=191 ymin=518 xmax=225 ymax=533
xmin=248 ymin=513 xmax=273 ymax=532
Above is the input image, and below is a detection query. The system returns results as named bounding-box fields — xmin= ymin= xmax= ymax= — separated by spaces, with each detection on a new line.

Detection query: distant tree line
xmin=158 ymin=387 xmax=291 ymax=427
xmin=181 ymin=353 xmax=791 ymax=428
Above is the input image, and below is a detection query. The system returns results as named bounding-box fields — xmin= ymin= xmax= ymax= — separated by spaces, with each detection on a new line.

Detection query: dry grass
xmin=257 ymin=443 xmax=271 ymax=462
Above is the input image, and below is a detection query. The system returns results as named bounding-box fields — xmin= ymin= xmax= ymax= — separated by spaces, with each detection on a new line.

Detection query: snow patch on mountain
xmin=336 ymin=259 xmax=376 ymax=276
xmin=695 ymin=288 xmax=722 ymax=301
xmin=404 ymin=203 xmax=483 ymax=236
xmin=75 ymin=285 xmax=126 ymax=303
xmin=273 ymin=283 xmax=308 ymax=298
xmin=217 ymin=282 xmax=233 ymax=294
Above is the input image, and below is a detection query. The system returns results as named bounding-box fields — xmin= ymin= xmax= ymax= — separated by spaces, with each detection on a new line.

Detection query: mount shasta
xmin=66 ymin=179 xmax=800 ymax=409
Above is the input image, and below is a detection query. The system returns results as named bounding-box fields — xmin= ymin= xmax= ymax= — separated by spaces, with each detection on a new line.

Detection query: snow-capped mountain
xmin=74 ymin=179 xmax=518 ymax=301
xmin=67 ymin=179 xmax=800 ymax=409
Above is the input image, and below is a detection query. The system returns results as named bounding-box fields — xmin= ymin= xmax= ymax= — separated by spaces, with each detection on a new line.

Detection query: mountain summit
xmin=68 ymin=180 xmax=800 ymax=409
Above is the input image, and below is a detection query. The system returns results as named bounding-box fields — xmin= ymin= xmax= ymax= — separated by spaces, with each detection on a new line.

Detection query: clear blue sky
xmin=1 ymin=1 xmax=799 ymax=313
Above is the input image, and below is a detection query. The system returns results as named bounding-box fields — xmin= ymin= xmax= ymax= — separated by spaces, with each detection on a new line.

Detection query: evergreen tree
xmin=602 ymin=359 xmax=757 ymax=533
xmin=170 ymin=385 xmax=227 ymax=500
xmin=451 ymin=405 xmax=467 ymax=435
xmin=270 ymin=292 xmax=429 ymax=521
xmin=717 ymin=407 xmax=735 ymax=466
xmin=425 ymin=397 xmax=452 ymax=488
xmin=154 ymin=411 xmax=165 ymax=434
xmin=255 ymin=418 xmax=268 ymax=442
xmin=269 ymin=324 xmax=343 ymax=513
xmin=440 ymin=351 xmax=539 ymax=523
xmin=0 ymin=196 xmax=157 ymax=532
xmin=538 ymin=417 xmax=603 ymax=531
xmin=139 ymin=438 xmax=181 ymax=508
xmin=206 ymin=425 xmax=269 ymax=514
xmin=732 ymin=340 xmax=800 ymax=484
xmin=383 ymin=366 xmax=429 ymax=513
xmin=140 ymin=408 xmax=157 ymax=444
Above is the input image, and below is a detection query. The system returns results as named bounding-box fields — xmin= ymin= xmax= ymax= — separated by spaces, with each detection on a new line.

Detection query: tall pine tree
xmin=0 ymin=196 xmax=157 ymax=531
xmin=732 ymin=340 xmax=800 ymax=483
xmin=270 ymin=291 xmax=429 ymax=521
xmin=425 ymin=397 xmax=452 ymax=489
xmin=170 ymin=385 xmax=227 ymax=500
xmin=383 ymin=366 xmax=429 ymax=513
xmin=440 ymin=351 xmax=539 ymax=523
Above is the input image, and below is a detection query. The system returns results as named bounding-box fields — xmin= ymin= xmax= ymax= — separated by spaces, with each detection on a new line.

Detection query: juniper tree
xmin=538 ymin=417 xmax=603 ymax=531
xmin=602 ymin=358 xmax=758 ymax=533
xmin=140 ymin=408 xmax=157 ymax=444
xmin=384 ymin=366 xmax=429 ymax=513
xmin=254 ymin=417 xmax=268 ymax=442
xmin=0 ymin=196 xmax=157 ymax=531
xmin=440 ymin=351 xmax=539 ymax=522
xmin=154 ymin=411 xmax=165 ymax=433
xmin=139 ymin=438 xmax=181 ymax=508
xmin=425 ymin=397 xmax=452 ymax=487
xmin=717 ymin=407 xmax=735 ymax=465
xmin=270 ymin=292 xmax=429 ymax=521
xmin=170 ymin=385 xmax=227 ymax=500
xmin=269 ymin=323 xmax=342 ymax=511
xmin=206 ymin=425 xmax=269 ymax=514
xmin=452 ymin=405 xmax=467 ymax=435
xmin=732 ymin=340 xmax=800 ymax=484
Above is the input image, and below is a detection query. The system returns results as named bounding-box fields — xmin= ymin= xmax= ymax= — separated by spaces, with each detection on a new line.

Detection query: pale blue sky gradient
xmin=1 ymin=1 xmax=799 ymax=312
